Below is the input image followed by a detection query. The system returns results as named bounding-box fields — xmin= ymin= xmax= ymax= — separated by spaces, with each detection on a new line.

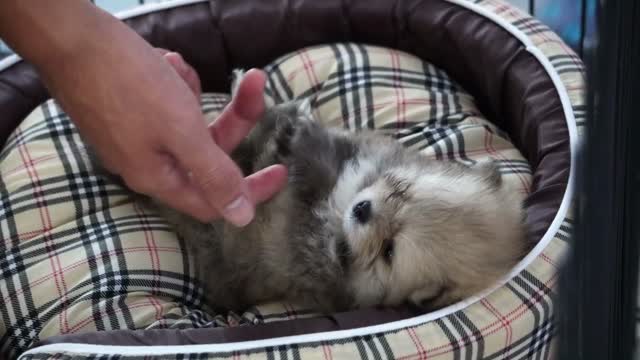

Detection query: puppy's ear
xmin=296 ymin=97 xmax=313 ymax=119
xmin=474 ymin=159 xmax=502 ymax=189
xmin=271 ymin=97 xmax=316 ymax=122
xmin=230 ymin=68 xmax=276 ymax=107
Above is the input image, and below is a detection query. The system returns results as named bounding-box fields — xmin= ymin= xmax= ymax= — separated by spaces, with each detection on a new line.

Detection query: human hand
xmin=153 ymin=49 xmax=290 ymax=225
xmin=0 ymin=1 xmax=288 ymax=227
xmin=49 ymin=33 xmax=286 ymax=227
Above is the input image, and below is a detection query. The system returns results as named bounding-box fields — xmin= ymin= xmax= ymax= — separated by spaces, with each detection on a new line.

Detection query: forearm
xmin=0 ymin=0 xmax=152 ymax=75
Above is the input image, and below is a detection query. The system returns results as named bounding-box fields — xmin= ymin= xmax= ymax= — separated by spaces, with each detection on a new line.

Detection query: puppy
xmin=90 ymin=70 xmax=527 ymax=314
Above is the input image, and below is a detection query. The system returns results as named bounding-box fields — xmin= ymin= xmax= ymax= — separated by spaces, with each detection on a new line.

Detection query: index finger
xmin=209 ymin=69 xmax=266 ymax=154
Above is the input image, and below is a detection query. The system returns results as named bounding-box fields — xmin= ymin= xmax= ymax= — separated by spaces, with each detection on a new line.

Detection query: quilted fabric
xmin=3 ymin=1 xmax=584 ymax=358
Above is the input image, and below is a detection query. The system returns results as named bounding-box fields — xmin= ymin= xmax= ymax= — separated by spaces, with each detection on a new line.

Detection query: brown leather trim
xmin=34 ymin=306 xmax=418 ymax=347
xmin=0 ymin=61 xmax=49 ymax=146
xmin=0 ymin=0 xmax=573 ymax=349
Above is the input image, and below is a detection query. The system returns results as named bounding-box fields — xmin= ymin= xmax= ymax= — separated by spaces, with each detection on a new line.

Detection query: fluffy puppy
xmin=90 ymin=70 xmax=527 ymax=314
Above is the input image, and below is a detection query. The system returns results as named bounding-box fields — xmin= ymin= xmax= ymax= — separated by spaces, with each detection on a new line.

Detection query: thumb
xmin=173 ymin=134 xmax=255 ymax=227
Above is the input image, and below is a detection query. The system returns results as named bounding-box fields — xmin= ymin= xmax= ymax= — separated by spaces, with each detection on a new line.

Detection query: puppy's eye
xmin=382 ymin=239 xmax=394 ymax=264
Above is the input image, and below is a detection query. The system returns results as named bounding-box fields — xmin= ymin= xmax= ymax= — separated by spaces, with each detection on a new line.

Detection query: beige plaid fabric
xmin=4 ymin=1 xmax=583 ymax=359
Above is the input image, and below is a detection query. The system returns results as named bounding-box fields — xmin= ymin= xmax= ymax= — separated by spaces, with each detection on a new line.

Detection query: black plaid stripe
xmin=0 ymin=142 xmax=33 ymax=358
xmin=0 ymin=174 xmax=127 ymax=223
xmin=263 ymin=49 xmax=305 ymax=105
xmin=265 ymin=343 xmax=302 ymax=360
xmin=314 ymin=65 xmax=461 ymax=98
xmin=254 ymin=308 xmax=318 ymax=323
xmin=433 ymin=311 xmax=487 ymax=359
xmin=201 ymin=94 xmax=231 ymax=114
xmin=455 ymin=312 xmax=485 ymax=358
xmin=497 ymin=270 xmax=554 ymax=360
xmin=390 ymin=116 xmax=519 ymax=167
xmin=555 ymin=219 xmax=573 ymax=243
xmin=2 ymin=268 xmax=200 ymax=354
xmin=495 ymin=159 xmax=533 ymax=176
xmin=547 ymin=54 xmax=585 ymax=75
xmin=43 ymin=101 xmax=134 ymax=333
xmin=512 ymin=17 xmax=551 ymax=37
xmin=148 ymin=309 xmax=213 ymax=330
xmin=1 ymin=215 xmax=173 ymax=281
xmin=421 ymin=62 xmax=465 ymax=124
xmin=434 ymin=318 xmax=464 ymax=359
xmin=573 ymin=105 xmax=587 ymax=127
xmin=0 ymin=104 xmax=69 ymax=356
xmin=290 ymin=43 xmax=468 ymax=130
xmin=400 ymin=124 xmax=473 ymax=163
xmin=327 ymin=43 xmax=374 ymax=130
xmin=348 ymin=333 xmax=396 ymax=360
xmin=263 ymin=50 xmax=303 ymax=102
xmin=482 ymin=318 xmax=554 ymax=360
xmin=175 ymin=228 xmax=201 ymax=318
xmin=350 ymin=43 xmax=376 ymax=130
xmin=0 ymin=120 xmax=58 ymax=163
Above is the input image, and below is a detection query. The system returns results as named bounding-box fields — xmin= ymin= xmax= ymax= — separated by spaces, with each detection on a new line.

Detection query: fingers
xmin=120 ymin=150 xmax=288 ymax=225
xmin=209 ymin=69 xmax=266 ymax=153
xmin=171 ymin=131 xmax=255 ymax=227
xmin=119 ymin=56 xmax=283 ymax=227
xmin=154 ymin=48 xmax=202 ymax=98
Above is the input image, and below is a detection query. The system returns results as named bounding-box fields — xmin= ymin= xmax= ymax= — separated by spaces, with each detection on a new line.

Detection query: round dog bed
xmin=0 ymin=0 xmax=583 ymax=359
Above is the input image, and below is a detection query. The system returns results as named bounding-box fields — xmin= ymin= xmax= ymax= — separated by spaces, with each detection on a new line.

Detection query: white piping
xmin=0 ymin=54 xmax=21 ymax=72
xmin=111 ymin=0 xmax=207 ymax=19
xmin=17 ymin=0 xmax=579 ymax=357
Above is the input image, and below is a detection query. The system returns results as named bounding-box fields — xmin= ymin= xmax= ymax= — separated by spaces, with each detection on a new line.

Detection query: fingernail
xmin=222 ymin=195 xmax=254 ymax=227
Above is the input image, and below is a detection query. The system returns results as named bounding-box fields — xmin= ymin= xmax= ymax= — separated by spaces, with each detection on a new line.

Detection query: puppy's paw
xmin=474 ymin=159 xmax=502 ymax=189
xmin=230 ymin=69 xmax=246 ymax=98
xmin=275 ymin=120 xmax=296 ymax=158
xmin=271 ymin=98 xmax=316 ymax=161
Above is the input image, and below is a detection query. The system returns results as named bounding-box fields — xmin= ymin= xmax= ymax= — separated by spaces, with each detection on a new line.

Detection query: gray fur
xmin=86 ymin=71 xmax=527 ymax=314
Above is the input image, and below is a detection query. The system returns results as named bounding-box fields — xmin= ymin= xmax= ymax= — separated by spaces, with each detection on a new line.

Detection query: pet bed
xmin=0 ymin=0 xmax=583 ymax=359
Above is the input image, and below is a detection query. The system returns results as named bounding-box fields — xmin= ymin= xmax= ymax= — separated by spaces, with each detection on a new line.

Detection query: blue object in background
xmin=93 ymin=0 xmax=163 ymax=13
xmin=534 ymin=0 xmax=597 ymax=55
xmin=0 ymin=42 xmax=11 ymax=59
xmin=535 ymin=0 xmax=583 ymax=50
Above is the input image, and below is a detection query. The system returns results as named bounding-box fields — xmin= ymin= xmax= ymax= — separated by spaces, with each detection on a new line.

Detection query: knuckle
xmin=195 ymin=164 xmax=243 ymax=203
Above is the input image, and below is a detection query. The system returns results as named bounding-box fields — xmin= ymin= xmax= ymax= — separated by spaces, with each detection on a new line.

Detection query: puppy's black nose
xmin=353 ymin=201 xmax=372 ymax=224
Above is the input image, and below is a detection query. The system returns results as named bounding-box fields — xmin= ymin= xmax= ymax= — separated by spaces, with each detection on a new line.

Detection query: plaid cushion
xmin=4 ymin=1 xmax=584 ymax=359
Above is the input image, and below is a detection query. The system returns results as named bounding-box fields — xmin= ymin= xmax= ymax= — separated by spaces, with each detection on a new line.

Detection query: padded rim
xmin=2 ymin=0 xmax=576 ymax=356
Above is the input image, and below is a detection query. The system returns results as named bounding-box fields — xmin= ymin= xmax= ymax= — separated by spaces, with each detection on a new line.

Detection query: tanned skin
xmin=0 ymin=1 xmax=287 ymax=227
